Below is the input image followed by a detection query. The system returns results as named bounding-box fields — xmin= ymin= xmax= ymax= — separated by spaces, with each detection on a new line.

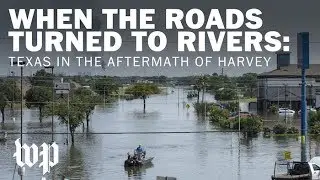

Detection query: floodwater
xmin=0 ymin=87 xmax=320 ymax=180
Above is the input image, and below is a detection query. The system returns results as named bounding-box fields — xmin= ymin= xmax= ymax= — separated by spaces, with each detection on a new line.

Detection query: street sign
xmin=297 ymin=32 xmax=309 ymax=69
xmin=55 ymin=83 xmax=70 ymax=94
xmin=283 ymin=151 xmax=292 ymax=160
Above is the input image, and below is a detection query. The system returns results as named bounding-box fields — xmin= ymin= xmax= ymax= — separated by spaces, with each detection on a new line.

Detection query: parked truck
xmin=272 ymin=157 xmax=320 ymax=180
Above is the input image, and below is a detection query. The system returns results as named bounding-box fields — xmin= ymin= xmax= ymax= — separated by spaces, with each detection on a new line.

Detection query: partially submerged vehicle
xmin=298 ymin=107 xmax=317 ymax=116
xmin=271 ymin=159 xmax=320 ymax=180
xmin=278 ymin=108 xmax=295 ymax=117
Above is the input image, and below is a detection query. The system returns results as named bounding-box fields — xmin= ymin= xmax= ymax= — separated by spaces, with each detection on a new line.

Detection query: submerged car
xmin=278 ymin=108 xmax=295 ymax=116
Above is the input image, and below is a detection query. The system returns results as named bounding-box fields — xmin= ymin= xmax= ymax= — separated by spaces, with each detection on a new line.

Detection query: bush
xmin=287 ymin=127 xmax=299 ymax=134
xmin=269 ymin=104 xmax=278 ymax=114
xmin=209 ymin=106 xmax=229 ymax=122
xmin=225 ymin=101 xmax=239 ymax=113
xmin=309 ymin=111 xmax=320 ymax=134
xmin=215 ymin=88 xmax=237 ymax=101
xmin=309 ymin=111 xmax=320 ymax=127
xmin=233 ymin=116 xmax=263 ymax=135
xmin=218 ymin=118 xmax=231 ymax=129
xmin=194 ymin=102 xmax=216 ymax=115
xmin=273 ymin=124 xmax=287 ymax=134
xmin=310 ymin=122 xmax=320 ymax=135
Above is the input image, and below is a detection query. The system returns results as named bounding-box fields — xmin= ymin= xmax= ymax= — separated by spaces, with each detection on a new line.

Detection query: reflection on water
xmin=0 ymin=87 xmax=319 ymax=180
xmin=125 ymin=163 xmax=154 ymax=179
xmin=54 ymin=145 xmax=86 ymax=179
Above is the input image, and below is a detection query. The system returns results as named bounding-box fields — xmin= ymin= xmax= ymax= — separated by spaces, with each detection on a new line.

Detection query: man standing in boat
xmin=135 ymin=144 xmax=146 ymax=160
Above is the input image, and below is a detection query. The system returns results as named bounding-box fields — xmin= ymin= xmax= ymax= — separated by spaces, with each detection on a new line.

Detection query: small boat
xmin=124 ymin=156 xmax=154 ymax=167
xmin=0 ymin=132 xmax=7 ymax=142
xmin=124 ymin=150 xmax=154 ymax=167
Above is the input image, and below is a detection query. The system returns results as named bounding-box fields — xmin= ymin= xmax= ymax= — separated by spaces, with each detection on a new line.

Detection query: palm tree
xmin=193 ymin=84 xmax=201 ymax=103
xmin=126 ymin=83 xmax=160 ymax=113
xmin=195 ymin=76 xmax=208 ymax=103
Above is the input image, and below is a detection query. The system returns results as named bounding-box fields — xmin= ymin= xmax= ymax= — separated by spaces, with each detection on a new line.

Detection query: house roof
xmin=258 ymin=64 xmax=320 ymax=78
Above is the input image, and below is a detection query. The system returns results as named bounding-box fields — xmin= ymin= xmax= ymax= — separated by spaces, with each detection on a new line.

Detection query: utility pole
xmin=45 ymin=66 xmax=54 ymax=143
xmin=238 ymin=86 xmax=241 ymax=134
xmin=13 ymin=61 xmax=26 ymax=180
xmin=298 ymin=32 xmax=309 ymax=162
xmin=20 ymin=66 xmax=23 ymax=180
xmin=104 ymin=85 xmax=106 ymax=107
xmin=284 ymin=84 xmax=288 ymax=122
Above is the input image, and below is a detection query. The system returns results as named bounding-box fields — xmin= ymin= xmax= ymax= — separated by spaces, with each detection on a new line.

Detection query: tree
xmin=125 ymin=83 xmax=160 ymax=112
xmin=310 ymin=111 xmax=320 ymax=134
xmin=225 ymin=101 xmax=239 ymax=113
xmin=91 ymin=77 xmax=118 ymax=97
xmin=4 ymin=79 xmax=21 ymax=109
xmin=24 ymin=86 xmax=51 ymax=122
xmin=0 ymin=92 xmax=7 ymax=123
xmin=236 ymin=73 xmax=257 ymax=98
xmin=207 ymin=75 xmax=232 ymax=92
xmin=72 ymin=87 xmax=100 ymax=128
xmin=0 ymin=79 xmax=21 ymax=123
xmin=233 ymin=116 xmax=263 ymax=136
xmin=193 ymin=84 xmax=201 ymax=103
xmin=30 ymin=69 xmax=53 ymax=87
xmin=215 ymin=88 xmax=237 ymax=101
xmin=209 ymin=106 xmax=230 ymax=128
xmin=195 ymin=76 xmax=208 ymax=103
xmin=51 ymin=97 xmax=86 ymax=144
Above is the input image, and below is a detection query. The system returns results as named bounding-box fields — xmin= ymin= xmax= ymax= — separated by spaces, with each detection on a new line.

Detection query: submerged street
xmin=0 ymin=87 xmax=319 ymax=180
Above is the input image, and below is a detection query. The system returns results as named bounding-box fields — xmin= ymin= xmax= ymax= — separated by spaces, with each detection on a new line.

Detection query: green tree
xmin=0 ymin=92 xmax=7 ymax=123
xmin=310 ymin=111 xmax=320 ymax=134
xmin=4 ymin=79 xmax=21 ymax=109
xmin=236 ymin=73 xmax=257 ymax=98
xmin=209 ymin=106 xmax=230 ymax=128
xmin=24 ymin=86 xmax=51 ymax=122
xmin=30 ymin=69 xmax=53 ymax=87
xmin=91 ymin=77 xmax=118 ymax=97
xmin=207 ymin=75 xmax=233 ymax=92
xmin=197 ymin=76 xmax=208 ymax=103
xmin=0 ymin=79 xmax=21 ymax=123
xmin=51 ymin=97 xmax=85 ymax=144
xmin=225 ymin=101 xmax=239 ymax=112
xmin=209 ymin=106 xmax=229 ymax=122
xmin=125 ymin=83 xmax=160 ymax=112
xmin=72 ymin=87 xmax=100 ymax=128
xmin=215 ymin=88 xmax=237 ymax=101
xmin=233 ymin=116 xmax=263 ymax=136
xmin=193 ymin=75 xmax=209 ymax=103
xmin=193 ymin=84 xmax=201 ymax=103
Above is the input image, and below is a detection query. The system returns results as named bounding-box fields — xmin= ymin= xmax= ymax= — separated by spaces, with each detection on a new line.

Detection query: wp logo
xmin=13 ymin=139 xmax=59 ymax=176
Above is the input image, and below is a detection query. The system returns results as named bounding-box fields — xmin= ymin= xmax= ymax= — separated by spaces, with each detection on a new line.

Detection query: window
xmin=313 ymin=164 xmax=320 ymax=171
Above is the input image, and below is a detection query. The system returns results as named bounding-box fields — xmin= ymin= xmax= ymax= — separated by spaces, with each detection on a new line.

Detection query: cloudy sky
xmin=0 ymin=0 xmax=319 ymax=77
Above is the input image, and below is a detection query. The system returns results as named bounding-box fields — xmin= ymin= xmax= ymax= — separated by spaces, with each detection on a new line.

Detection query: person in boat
xmin=135 ymin=144 xmax=146 ymax=160
xmin=127 ymin=152 xmax=131 ymax=160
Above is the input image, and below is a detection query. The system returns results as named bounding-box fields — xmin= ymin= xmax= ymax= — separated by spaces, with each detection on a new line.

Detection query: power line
xmin=4 ymin=130 xmax=248 ymax=135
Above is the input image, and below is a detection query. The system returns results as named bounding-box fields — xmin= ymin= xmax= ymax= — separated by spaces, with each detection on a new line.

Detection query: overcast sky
xmin=0 ymin=0 xmax=319 ymax=77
